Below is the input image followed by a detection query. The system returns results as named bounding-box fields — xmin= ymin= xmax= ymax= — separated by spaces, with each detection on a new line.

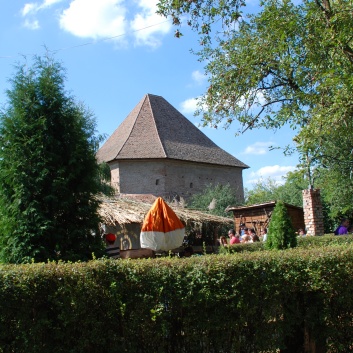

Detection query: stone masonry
xmin=302 ymin=188 xmax=325 ymax=236
xmin=97 ymin=94 xmax=249 ymax=202
xmin=112 ymin=159 xmax=245 ymax=202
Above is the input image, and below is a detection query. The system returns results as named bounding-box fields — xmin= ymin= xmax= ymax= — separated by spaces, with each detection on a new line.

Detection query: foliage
xmin=157 ymin=0 xmax=353 ymax=161
xmin=218 ymin=241 xmax=264 ymax=254
xmin=98 ymin=162 xmax=115 ymax=196
xmin=266 ymin=201 xmax=297 ymax=250
xmin=245 ymin=177 xmax=278 ymax=205
xmin=1 ymin=245 xmax=353 ymax=352
xmin=245 ymin=170 xmax=308 ymax=207
xmin=0 ymin=55 xmax=105 ymax=263
xmin=188 ymin=183 xmax=240 ymax=217
xmin=219 ymin=234 xmax=353 ymax=254
xmin=315 ymin=167 xmax=353 ymax=222
xmin=275 ymin=170 xmax=309 ymax=207
xmin=157 ymin=0 xmax=353 ymax=220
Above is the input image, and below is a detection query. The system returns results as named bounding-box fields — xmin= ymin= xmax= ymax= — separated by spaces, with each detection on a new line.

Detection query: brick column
xmin=302 ymin=189 xmax=324 ymax=236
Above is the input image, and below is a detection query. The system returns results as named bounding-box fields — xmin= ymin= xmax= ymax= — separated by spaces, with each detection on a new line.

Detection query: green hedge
xmin=1 ymin=245 xmax=353 ymax=352
xmin=218 ymin=234 xmax=353 ymax=254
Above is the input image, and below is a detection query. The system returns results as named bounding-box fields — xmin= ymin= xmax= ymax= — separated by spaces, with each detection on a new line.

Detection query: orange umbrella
xmin=140 ymin=197 xmax=185 ymax=251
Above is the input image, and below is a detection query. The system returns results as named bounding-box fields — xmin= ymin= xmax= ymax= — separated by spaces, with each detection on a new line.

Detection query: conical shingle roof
xmin=96 ymin=94 xmax=249 ymax=168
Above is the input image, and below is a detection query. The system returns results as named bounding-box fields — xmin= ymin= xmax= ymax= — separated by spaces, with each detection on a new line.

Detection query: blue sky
xmin=0 ymin=0 xmax=300 ymax=190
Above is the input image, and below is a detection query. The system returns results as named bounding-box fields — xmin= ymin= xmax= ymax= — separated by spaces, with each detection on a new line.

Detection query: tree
xmin=266 ymin=201 xmax=297 ymax=250
xmin=188 ymin=183 xmax=240 ymax=217
xmin=274 ymin=170 xmax=308 ymax=207
xmin=0 ymin=55 xmax=105 ymax=263
xmin=245 ymin=171 xmax=308 ymax=207
xmin=245 ymin=177 xmax=279 ymax=206
xmin=315 ymin=167 xmax=353 ymax=230
xmin=157 ymin=0 xmax=353 ymax=215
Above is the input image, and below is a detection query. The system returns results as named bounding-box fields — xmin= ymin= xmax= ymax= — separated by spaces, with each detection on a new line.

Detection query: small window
xmin=156 ymin=179 xmax=159 ymax=185
xmin=190 ymin=183 xmax=193 ymax=188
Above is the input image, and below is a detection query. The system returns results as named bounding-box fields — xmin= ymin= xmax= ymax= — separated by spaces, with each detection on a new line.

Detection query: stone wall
xmin=110 ymin=160 xmax=120 ymax=191
xmin=302 ymin=188 xmax=325 ymax=236
xmin=110 ymin=159 xmax=245 ymax=202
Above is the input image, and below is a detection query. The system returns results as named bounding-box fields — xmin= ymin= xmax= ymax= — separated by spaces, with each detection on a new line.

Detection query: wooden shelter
xmin=98 ymin=196 xmax=233 ymax=258
xmin=227 ymin=201 xmax=305 ymax=235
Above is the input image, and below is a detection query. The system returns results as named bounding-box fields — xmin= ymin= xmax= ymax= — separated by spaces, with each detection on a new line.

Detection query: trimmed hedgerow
xmin=1 ymin=245 xmax=353 ymax=352
xmin=218 ymin=241 xmax=265 ymax=254
xmin=218 ymin=234 xmax=353 ymax=254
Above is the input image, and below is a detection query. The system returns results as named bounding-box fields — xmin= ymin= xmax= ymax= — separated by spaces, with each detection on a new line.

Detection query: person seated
xmin=334 ymin=218 xmax=350 ymax=235
xmin=260 ymin=228 xmax=268 ymax=241
xmin=242 ymin=227 xmax=249 ymax=241
xmin=219 ymin=235 xmax=228 ymax=246
xmin=239 ymin=223 xmax=246 ymax=237
xmin=297 ymin=228 xmax=306 ymax=237
xmin=228 ymin=229 xmax=240 ymax=244
xmin=241 ymin=234 xmax=253 ymax=243
xmin=251 ymin=232 xmax=260 ymax=242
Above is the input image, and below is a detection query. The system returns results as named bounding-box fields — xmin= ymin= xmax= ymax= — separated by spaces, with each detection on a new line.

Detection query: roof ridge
xmin=113 ymin=94 xmax=147 ymax=159
xmin=146 ymin=94 xmax=167 ymax=158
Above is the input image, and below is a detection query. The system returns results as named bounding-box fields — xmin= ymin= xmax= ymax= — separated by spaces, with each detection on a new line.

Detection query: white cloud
xmin=23 ymin=19 xmax=40 ymax=29
xmin=20 ymin=0 xmax=171 ymax=47
xmin=191 ymin=70 xmax=206 ymax=85
xmin=22 ymin=3 xmax=38 ymax=16
xmin=21 ymin=0 xmax=63 ymax=29
xmin=180 ymin=97 xmax=199 ymax=115
xmin=59 ymin=0 xmax=128 ymax=40
xmin=58 ymin=0 xmax=171 ymax=48
xmin=247 ymin=165 xmax=296 ymax=185
xmin=243 ymin=142 xmax=274 ymax=155
xmin=254 ymin=90 xmax=266 ymax=106
xmin=237 ymin=89 xmax=267 ymax=109
xmin=42 ymin=0 xmax=63 ymax=7
xmin=22 ymin=0 xmax=63 ymax=16
xmin=130 ymin=0 xmax=171 ymax=48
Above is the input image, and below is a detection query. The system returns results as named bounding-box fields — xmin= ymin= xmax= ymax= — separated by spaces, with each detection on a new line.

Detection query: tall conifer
xmin=0 ymin=55 xmax=104 ymax=263
xmin=265 ymin=201 xmax=297 ymax=250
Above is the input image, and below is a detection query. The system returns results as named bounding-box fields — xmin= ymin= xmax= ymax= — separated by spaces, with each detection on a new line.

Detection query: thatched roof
xmin=96 ymin=94 xmax=248 ymax=169
xmin=98 ymin=196 xmax=233 ymax=226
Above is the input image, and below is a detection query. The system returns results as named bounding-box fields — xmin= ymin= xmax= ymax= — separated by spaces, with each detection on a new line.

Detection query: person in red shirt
xmin=229 ymin=229 xmax=240 ymax=244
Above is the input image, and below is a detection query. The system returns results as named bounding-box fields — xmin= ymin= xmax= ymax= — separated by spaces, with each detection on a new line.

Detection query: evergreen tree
xmin=265 ymin=201 xmax=297 ymax=250
xmin=0 ymin=55 xmax=105 ymax=263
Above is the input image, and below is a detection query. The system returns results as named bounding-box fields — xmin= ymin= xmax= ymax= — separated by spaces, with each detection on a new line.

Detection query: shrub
xmin=266 ymin=200 xmax=297 ymax=250
xmin=1 ymin=245 xmax=353 ymax=352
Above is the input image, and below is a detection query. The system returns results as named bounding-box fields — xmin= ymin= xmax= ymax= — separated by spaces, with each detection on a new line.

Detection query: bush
xmin=266 ymin=200 xmax=297 ymax=250
xmin=218 ymin=241 xmax=264 ymax=254
xmin=219 ymin=234 xmax=353 ymax=254
xmin=1 ymin=245 xmax=353 ymax=352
